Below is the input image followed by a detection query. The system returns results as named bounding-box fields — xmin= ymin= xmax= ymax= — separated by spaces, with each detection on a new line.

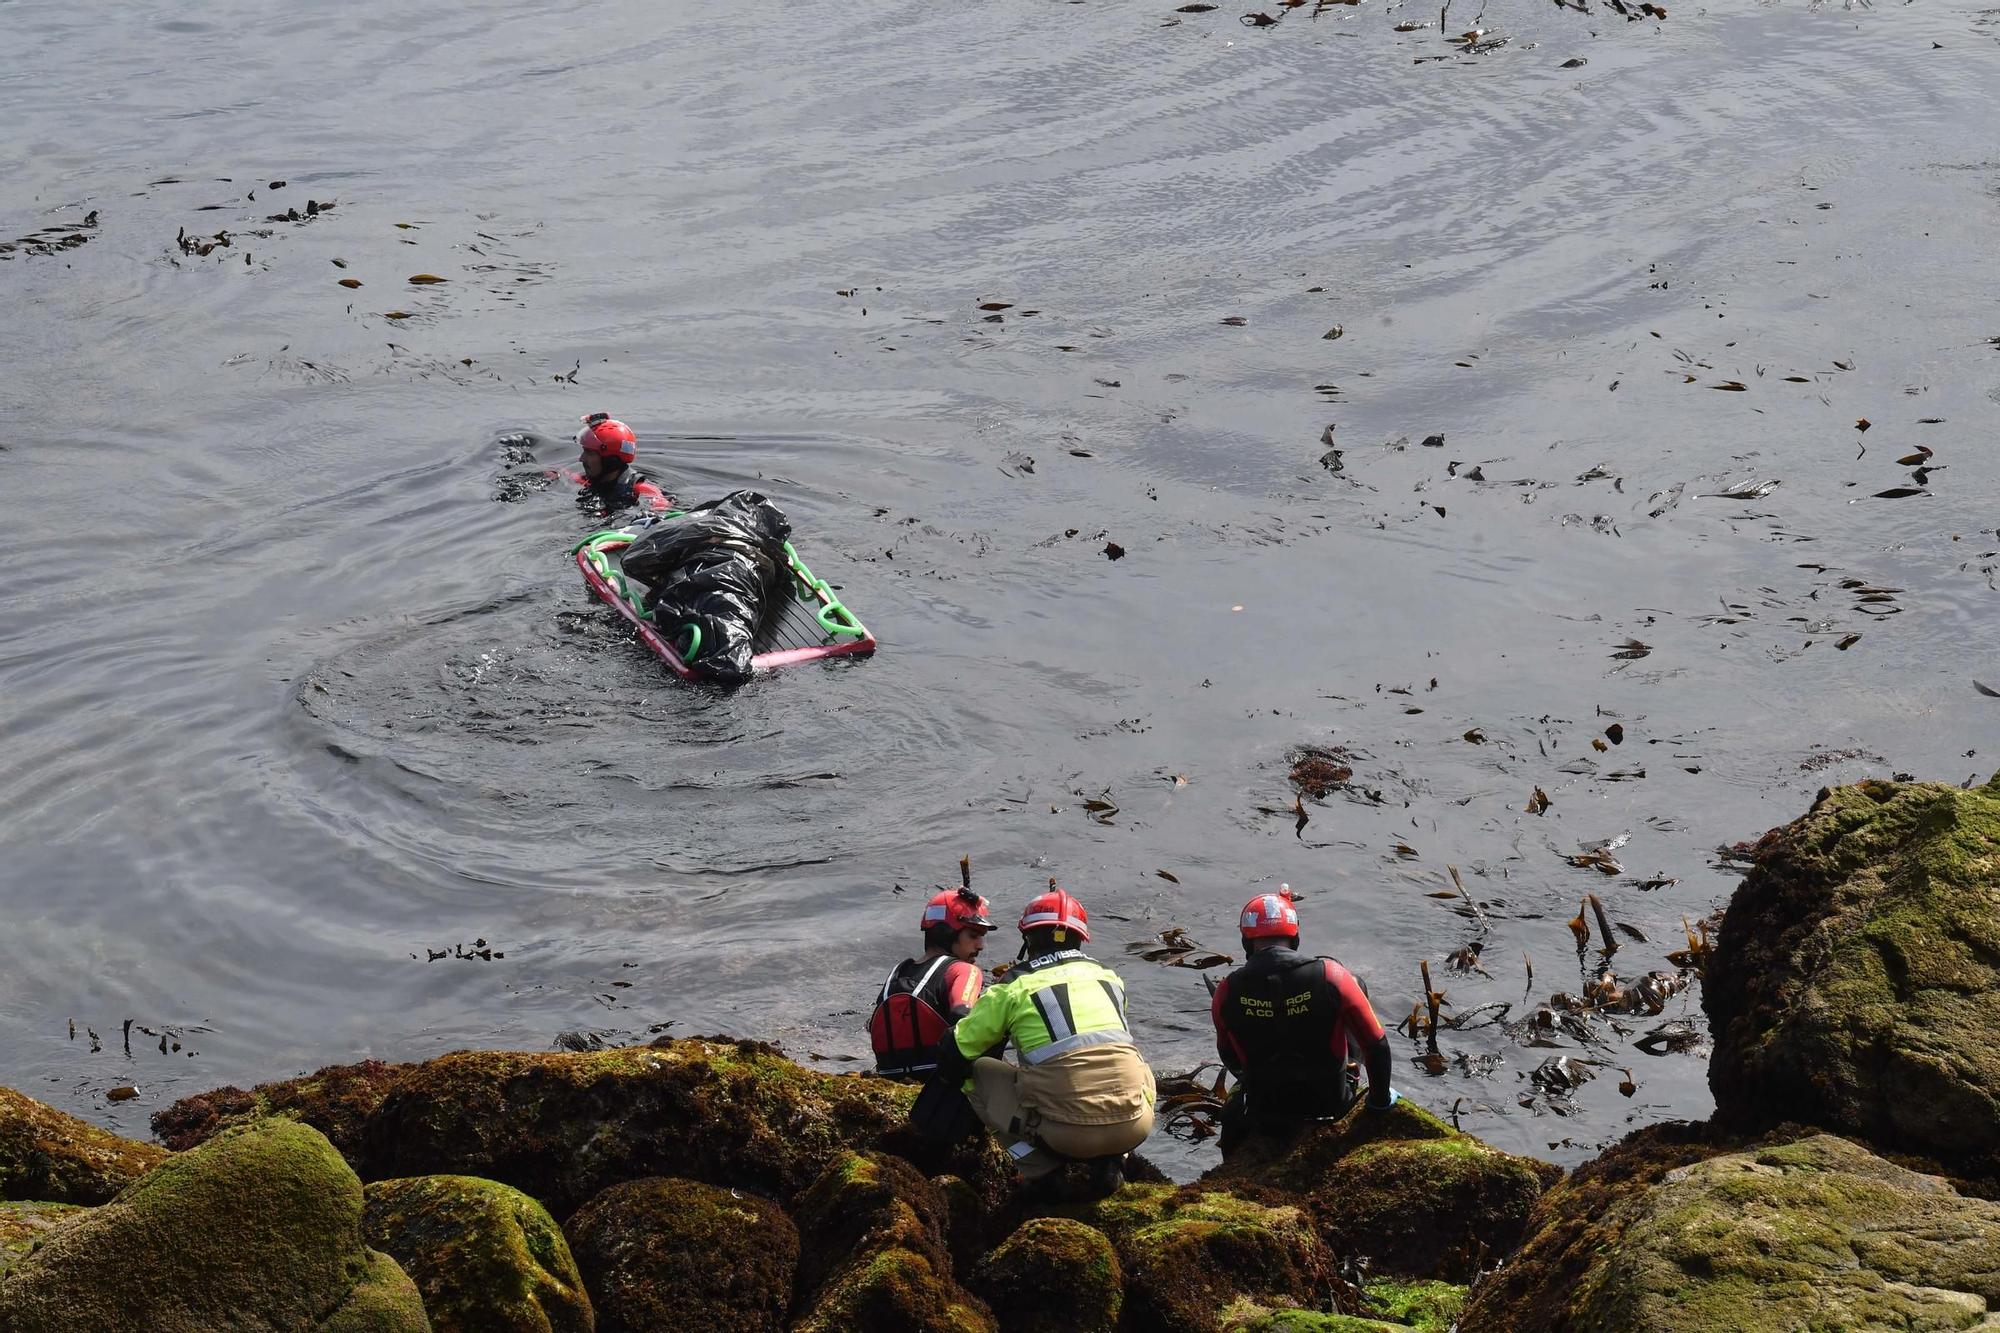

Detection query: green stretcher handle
xmin=782 ymin=542 xmax=869 ymax=640
xmin=570 ymin=528 xmax=637 ymax=555
xmin=680 ymin=623 xmax=701 ymax=661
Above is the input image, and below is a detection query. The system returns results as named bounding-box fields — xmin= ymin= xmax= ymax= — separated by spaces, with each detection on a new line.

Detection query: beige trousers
xmin=966 ymin=1056 xmax=1156 ymax=1176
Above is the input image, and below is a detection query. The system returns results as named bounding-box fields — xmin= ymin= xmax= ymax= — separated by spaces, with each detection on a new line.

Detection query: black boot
xmin=1084 ymin=1154 xmax=1124 ymax=1199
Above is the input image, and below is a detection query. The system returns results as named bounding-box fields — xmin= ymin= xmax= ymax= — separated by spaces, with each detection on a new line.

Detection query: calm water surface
xmin=3 ymin=0 xmax=1998 ymax=1175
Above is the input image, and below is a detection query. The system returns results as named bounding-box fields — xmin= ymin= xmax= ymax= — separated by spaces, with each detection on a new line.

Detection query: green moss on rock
xmin=1457 ymin=1120 xmax=1726 ymax=1332
xmin=565 ymin=1175 xmax=793 ymax=1332
xmin=1208 ymin=1099 xmax=1560 ymax=1281
xmin=1360 ymin=1279 xmax=1465 ymax=1332
xmin=0 ymin=1086 xmax=165 ymax=1204
xmin=0 ymin=1202 xmax=80 ymax=1280
xmin=359 ymin=1039 xmax=1011 ymax=1219
xmin=363 ymin=1175 xmax=590 ymax=1333
xmin=792 ymin=1150 xmax=994 ymax=1333
xmin=0 ymin=1118 xmax=426 ymax=1332
xmin=1707 ymin=776 xmax=2000 ymax=1172
xmin=316 ymin=1247 xmax=431 ymax=1332
xmin=152 ymin=1058 xmax=405 ymax=1158
xmin=1058 ymin=1183 xmax=1340 ymax=1333
xmin=969 ymin=1216 xmax=1121 ymax=1333
xmin=1464 ymin=1131 xmax=2000 ymax=1332
xmin=1219 ymin=1304 xmax=1409 ymax=1332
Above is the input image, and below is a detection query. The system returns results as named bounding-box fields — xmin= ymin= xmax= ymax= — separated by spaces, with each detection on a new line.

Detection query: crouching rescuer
xmin=868 ymin=886 xmax=993 ymax=1079
xmin=1210 ymin=886 xmax=1397 ymax=1156
xmin=933 ymin=887 xmax=1156 ymax=1194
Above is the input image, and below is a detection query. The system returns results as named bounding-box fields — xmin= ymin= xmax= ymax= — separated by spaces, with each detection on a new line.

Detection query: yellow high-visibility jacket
xmin=952 ymin=949 xmax=1155 ymax=1125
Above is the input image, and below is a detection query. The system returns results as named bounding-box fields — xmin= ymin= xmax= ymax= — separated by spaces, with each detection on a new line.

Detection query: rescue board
xmin=571 ymin=525 xmax=876 ymax=680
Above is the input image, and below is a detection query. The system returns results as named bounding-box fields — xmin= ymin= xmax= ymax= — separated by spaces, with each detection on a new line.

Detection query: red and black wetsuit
xmin=565 ymin=464 xmax=671 ymax=515
xmin=1211 ymin=946 xmax=1392 ymax=1141
xmin=870 ymin=954 xmax=984 ymax=1079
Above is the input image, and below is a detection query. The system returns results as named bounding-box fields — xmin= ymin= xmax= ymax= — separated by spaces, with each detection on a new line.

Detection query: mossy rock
xmin=363 ymin=1174 xmax=591 ymax=1333
xmin=969 ymin=1216 xmax=1121 ymax=1333
xmin=1707 ymin=776 xmax=2000 ymax=1171
xmin=1207 ymin=1099 xmax=1560 ymax=1281
xmin=1219 ymin=1304 xmax=1409 ymax=1332
xmin=153 ymin=1058 xmax=405 ymax=1158
xmin=0 ymin=1118 xmax=428 ymax=1331
xmin=0 ymin=1202 xmax=80 ymax=1280
xmin=1060 ymin=1183 xmax=1341 ymax=1333
xmin=1359 ymin=1278 xmax=1465 ymax=1332
xmin=0 ymin=1085 xmax=165 ymax=1204
xmin=1463 ymin=1130 xmax=2000 ymax=1332
xmin=791 ymin=1150 xmax=994 ymax=1333
xmin=360 ymin=1039 xmax=1011 ymax=1219
xmin=318 ymin=1247 xmax=431 ymax=1332
xmin=566 ymin=1176 xmax=793 ymax=1332
xmin=1456 ymin=1120 xmax=1724 ymax=1331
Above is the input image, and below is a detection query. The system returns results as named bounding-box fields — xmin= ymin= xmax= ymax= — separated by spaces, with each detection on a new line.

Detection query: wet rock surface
xmin=363 ymin=1173 xmax=591 ymax=1333
xmin=1706 ymin=775 xmax=2000 ymax=1174
xmin=566 ymin=1176 xmax=794 ymax=1333
xmin=0 ymin=1117 xmax=426 ymax=1331
xmin=0 ymin=1085 xmax=165 ymax=1204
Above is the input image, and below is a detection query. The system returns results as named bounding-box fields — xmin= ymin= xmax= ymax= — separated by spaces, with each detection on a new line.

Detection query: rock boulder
xmin=361 ymin=1039 xmax=1010 ymax=1219
xmin=0 ymin=1086 xmax=164 ymax=1204
xmin=791 ymin=1149 xmax=993 ymax=1333
xmin=363 ymin=1174 xmax=591 ymax=1333
xmin=1207 ymin=1099 xmax=1560 ymax=1281
xmin=0 ymin=1118 xmax=427 ymax=1332
xmin=1706 ymin=776 xmax=2000 ymax=1172
xmin=566 ymin=1176 xmax=795 ymax=1333
xmin=1461 ymin=1128 xmax=2000 ymax=1332
xmin=969 ymin=1216 xmax=1122 ymax=1333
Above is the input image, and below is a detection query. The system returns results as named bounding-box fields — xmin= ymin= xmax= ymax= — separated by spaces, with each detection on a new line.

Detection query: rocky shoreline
xmin=2 ymin=775 xmax=1996 ymax=1331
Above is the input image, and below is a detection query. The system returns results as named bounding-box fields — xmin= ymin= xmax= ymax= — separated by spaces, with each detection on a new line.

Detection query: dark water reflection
xmin=3 ymin=0 xmax=1997 ymax=1175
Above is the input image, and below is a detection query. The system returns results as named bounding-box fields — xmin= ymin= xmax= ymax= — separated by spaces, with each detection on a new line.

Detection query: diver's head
xmin=577 ymin=412 xmax=637 ymax=481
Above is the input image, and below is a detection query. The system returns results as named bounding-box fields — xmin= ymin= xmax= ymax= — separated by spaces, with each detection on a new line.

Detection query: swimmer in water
xmin=568 ymin=412 xmax=671 ymax=515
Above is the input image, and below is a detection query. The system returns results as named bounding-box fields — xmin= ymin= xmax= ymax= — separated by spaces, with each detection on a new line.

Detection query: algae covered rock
xmin=0 ymin=1085 xmax=165 ymax=1203
xmin=1062 ymin=1182 xmax=1341 ymax=1333
xmin=1706 ymin=776 xmax=2000 ymax=1171
xmin=1358 ymin=1279 xmax=1466 ymax=1332
xmin=362 ymin=1038 xmax=1003 ymax=1218
xmin=567 ymin=1176 xmax=794 ymax=1332
xmin=363 ymin=1174 xmax=591 ymax=1333
xmin=0 ymin=1117 xmax=427 ymax=1332
xmin=969 ymin=1216 xmax=1121 ymax=1333
xmin=0 ymin=1202 xmax=79 ymax=1279
xmin=792 ymin=1149 xmax=993 ymax=1333
xmin=1461 ymin=1129 xmax=2000 ymax=1332
xmin=1219 ymin=1307 xmax=1408 ymax=1331
xmin=154 ymin=1057 xmax=404 ymax=1156
xmin=317 ymin=1247 xmax=431 ymax=1332
xmin=1208 ymin=1098 xmax=1560 ymax=1281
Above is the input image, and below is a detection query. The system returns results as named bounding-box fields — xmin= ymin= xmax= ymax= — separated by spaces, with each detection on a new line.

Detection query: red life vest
xmin=869 ymin=955 xmax=954 ymax=1077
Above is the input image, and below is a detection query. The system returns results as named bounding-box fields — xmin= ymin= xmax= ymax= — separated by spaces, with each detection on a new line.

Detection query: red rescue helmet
xmin=576 ymin=412 xmax=637 ymax=465
xmin=1239 ymin=885 xmax=1300 ymax=939
xmin=922 ymin=887 xmax=994 ymax=935
xmin=1019 ymin=888 xmax=1090 ymax=942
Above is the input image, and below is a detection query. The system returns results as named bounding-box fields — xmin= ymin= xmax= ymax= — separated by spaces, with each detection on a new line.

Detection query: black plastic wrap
xmin=620 ymin=490 xmax=793 ymax=684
